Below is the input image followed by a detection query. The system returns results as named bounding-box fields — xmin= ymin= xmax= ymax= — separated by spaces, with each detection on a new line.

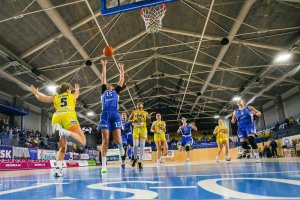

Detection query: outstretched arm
xmin=150 ymin=122 xmax=155 ymax=133
xmin=73 ymin=83 xmax=80 ymax=99
xmin=249 ymin=106 xmax=261 ymax=117
xmin=213 ymin=126 xmax=219 ymax=135
xmin=101 ymin=59 xmax=107 ymax=85
xmin=190 ymin=122 xmax=197 ymax=131
xmin=231 ymin=110 xmax=237 ymax=124
xmin=118 ymin=63 xmax=124 ymax=87
xmin=30 ymin=85 xmax=54 ymax=103
xmin=177 ymin=126 xmax=181 ymax=134
xmin=128 ymin=112 xmax=134 ymax=123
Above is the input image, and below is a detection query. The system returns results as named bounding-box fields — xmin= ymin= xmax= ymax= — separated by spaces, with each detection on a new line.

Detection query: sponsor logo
xmin=0 ymin=150 xmax=12 ymax=159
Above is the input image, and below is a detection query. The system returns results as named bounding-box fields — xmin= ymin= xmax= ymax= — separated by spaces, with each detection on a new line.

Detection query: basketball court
xmin=0 ymin=0 xmax=300 ymax=199
xmin=1 ymin=159 xmax=300 ymax=199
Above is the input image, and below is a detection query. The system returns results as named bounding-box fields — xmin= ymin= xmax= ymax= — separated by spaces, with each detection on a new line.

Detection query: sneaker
xmin=54 ymin=167 xmax=63 ymax=177
xmin=225 ymin=156 xmax=231 ymax=162
xmin=138 ymin=162 xmax=143 ymax=170
xmin=185 ymin=160 xmax=190 ymax=166
xmin=121 ymin=163 xmax=125 ymax=169
xmin=132 ymin=159 xmax=137 ymax=167
xmin=255 ymin=153 xmax=261 ymax=163
xmin=156 ymin=161 xmax=161 ymax=167
xmin=216 ymin=156 xmax=220 ymax=163
xmin=101 ymin=168 xmax=108 ymax=173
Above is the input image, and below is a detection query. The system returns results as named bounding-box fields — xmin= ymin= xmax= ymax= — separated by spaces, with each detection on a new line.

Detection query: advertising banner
xmin=29 ymin=148 xmax=38 ymax=160
xmin=142 ymin=147 xmax=152 ymax=161
xmin=77 ymin=160 xmax=88 ymax=167
xmin=0 ymin=145 xmax=13 ymax=159
xmin=13 ymin=147 xmax=30 ymax=159
xmin=66 ymin=161 xmax=79 ymax=167
xmin=0 ymin=159 xmax=28 ymax=170
xmin=162 ymin=150 xmax=174 ymax=159
xmin=107 ymin=149 xmax=120 ymax=162
xmin=80 ymin=154 xmax=89 ymax=160
xmin=27 ymin=160 xmax=51 ymax=169
xmin=50 ymin=160 xmax=67 ymax=168
xmin=38 ymin=149 xmax=56 ymax=160
xmin=87 ymin=160 xmax=96 ymax=166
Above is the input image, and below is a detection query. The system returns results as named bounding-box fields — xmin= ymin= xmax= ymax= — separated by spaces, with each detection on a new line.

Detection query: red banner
xmin=27 ymin=160 xmax=51 ymax=169
xmin=0 ymin=159 xmax=51 ymax=170
xmin=0 ymin=159 xmax=28 ymax=170
xmin=66 ymin=161 xmax=79 ymax=167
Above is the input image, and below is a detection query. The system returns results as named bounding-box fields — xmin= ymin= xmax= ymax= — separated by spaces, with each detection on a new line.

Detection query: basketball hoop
xmin=141 ymin=4 xmax=167 ymax=33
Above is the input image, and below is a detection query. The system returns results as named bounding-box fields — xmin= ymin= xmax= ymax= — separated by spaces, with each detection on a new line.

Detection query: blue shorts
xmin=180 ymin=136 xmax=193 ymax=147
xmin=238 ymin=125 xmax=255 ymax=139
xmin=97 ymin=111 xmax=121 ymax=131
xmin=121 ymin=133 xmax=133 ymax=147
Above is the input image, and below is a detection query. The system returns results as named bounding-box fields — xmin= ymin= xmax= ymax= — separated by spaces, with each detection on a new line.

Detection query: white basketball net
xmin=141 ymin=4 xmax=167 ymax=33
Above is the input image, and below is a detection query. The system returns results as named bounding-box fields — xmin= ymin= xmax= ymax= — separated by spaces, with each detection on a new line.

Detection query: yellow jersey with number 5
xmin=54 ymin=92 xmax=76 ymax=112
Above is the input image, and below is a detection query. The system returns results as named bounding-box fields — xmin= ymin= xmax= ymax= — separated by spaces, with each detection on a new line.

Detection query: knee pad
xmin=185 ymin=145 xmax=190 ymax=152
xmin=241 ymin=141 xmax=250 ymax=149
xmin=248 ymin=136 xmax=258 ymax=149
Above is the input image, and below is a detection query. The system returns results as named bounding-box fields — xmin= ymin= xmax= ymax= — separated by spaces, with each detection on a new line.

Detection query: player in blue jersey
xmin=177 ymin=117 xmax=197 ymax=165
xmin=231 ymin=99 xmax=261 ymax=162
xmin=121 ymin=112 xmax=133 ymax=169
xmin=97 ymin=59 xmax=125 ymax=173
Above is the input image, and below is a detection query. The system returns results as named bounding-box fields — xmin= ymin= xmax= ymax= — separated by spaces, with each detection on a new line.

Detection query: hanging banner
xmin=29 ymin=148 xmax=38 ymax=160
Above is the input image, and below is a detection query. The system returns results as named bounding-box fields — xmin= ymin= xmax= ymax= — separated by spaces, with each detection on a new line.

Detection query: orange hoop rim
xmin=140 ymin=4 xmax=167 ymax=16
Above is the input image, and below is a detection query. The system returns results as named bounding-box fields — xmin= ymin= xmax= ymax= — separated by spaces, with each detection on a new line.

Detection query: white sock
xmin=139 ymin=139 xmax=145 ymax=163
xmin=102 ymin=157 xmax=107 ymax=168
xmin=56 ymin=160 xmax=63 ymax=169
xmin=118 ymin=144 xmax=124 ymax=154
xmin=60 ymin=129 xmax=71 ymax=137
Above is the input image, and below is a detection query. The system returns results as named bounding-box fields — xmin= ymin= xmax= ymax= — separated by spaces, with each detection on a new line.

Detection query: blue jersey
xmin=180 ymin=123 xmax=192 ymax=136
xmin=101 ymin=85 xmax=122 ymax=112
xmin=121 ymin=120 xmax=132 ymax=136
xmin=236 ymin=106 xmax=253 ymax=130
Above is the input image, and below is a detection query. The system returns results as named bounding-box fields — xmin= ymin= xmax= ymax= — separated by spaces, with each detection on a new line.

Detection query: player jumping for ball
xmin=231 ymin=99 xmax=261 ymax=162
xmin=97 ymin=59 xmax=125 ymax=173
xmin=177 ymin=117 xmax=197 ymax=165
xmin=31 ymin=83 xmax=86 ymax=177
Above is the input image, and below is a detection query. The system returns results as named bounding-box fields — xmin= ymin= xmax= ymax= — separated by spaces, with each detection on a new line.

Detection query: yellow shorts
xmin=217 ymin=137 xmax=227 ymax=145
xmin=154 ymin=133 xmax=166 ymax=142
xmin=52 ymin=111 xmax=79 ymax=131
xmin=133 ymin=127 xmax=147 ymax=140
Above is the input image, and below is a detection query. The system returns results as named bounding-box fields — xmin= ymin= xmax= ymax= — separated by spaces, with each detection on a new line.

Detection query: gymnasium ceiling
xmin=0 ymin=0 xmax=300 ymax=131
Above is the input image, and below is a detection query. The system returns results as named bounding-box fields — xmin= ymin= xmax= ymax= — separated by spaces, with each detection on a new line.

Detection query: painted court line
xmin=149 ymin=186 xmax=197 ymax=189
xmin=177 ymin=170 xmax=300 ymax=178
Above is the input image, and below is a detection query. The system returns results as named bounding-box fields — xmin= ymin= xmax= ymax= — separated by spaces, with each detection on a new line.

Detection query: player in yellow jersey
xmin=30 ymin=83 xmax=86 ymax=177
xmin=213 ymin=119 xmax=230 ymax=162
xmin=150 ymin=113 xmax=167 ymax=166
xmin=129 ymin=102 xmax=154 ymax=169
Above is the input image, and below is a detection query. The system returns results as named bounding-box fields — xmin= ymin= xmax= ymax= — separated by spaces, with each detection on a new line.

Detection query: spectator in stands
xmin=289 ymin=117 xmax=296 ymax=126
xmin=275 ymin=121 xmax=280 ymax=131
xmin=270 ymin=139 xmax=278 ymax=157
xmin=263 ymin=145 xmax=272 ymax=158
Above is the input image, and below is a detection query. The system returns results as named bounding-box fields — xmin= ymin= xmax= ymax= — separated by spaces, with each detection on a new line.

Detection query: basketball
xmin=103 ymin=45 xmax=115 ymax=57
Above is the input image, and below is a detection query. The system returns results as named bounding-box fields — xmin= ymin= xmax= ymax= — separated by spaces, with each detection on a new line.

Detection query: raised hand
xmin=30 ymin=85 xmax=38 ymax=94
xmin=75 ymin=83 xmax=79 ymax=90
xmin=101 ymin=59 xmax=107 ymax=67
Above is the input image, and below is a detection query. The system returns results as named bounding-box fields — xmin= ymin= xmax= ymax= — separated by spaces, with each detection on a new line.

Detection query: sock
xmin=134 ymin=146 xmax=138 ymax=159
xmin=102 ymin=157 xmax=107 ymax=168
xmin=118 ymin=144 xmax=124 ymax=155
xmin=56 ymin=160 xmax=63 ymax=169
xmin=60 ymin=129 xmax=71 ymax=137
xmin=139 ymin=139 xmax=145 ymax=163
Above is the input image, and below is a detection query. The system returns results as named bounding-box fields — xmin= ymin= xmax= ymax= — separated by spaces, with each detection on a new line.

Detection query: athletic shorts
xmin=122 ymin=133 xmax=133 ymax=146
xmin=180 ymin=136 xmax=193 ymax=147
xmin=238 ymin=124 xmax=255 ymax=139
xmin=154 ymin=133 xmax=166 ymax=142
xmin=97 ymin=111 xmax=121 ymax=131
xmin=133 ymin=128 xmax=147 ymax=140
xmin=52 ymin=111 xmax=79 ymax=131
xmin=217 ymin=137 xmax=228 ymax=145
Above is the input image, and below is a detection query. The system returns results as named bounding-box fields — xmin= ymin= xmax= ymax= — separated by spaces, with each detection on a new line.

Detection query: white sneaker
xmin=54 ymin=167 xmax=63 ymax=177
xmin=185 ymin=160 xmax=190 ymax=166
xmin=156 ymin=161 xmax=161 ymax=167
xmin=255 ymin=154 xmax=261 ymax=163
xmin=216 ymin=156 xmax=220 ymax=163
xmin=225 ymin=156 xmax=231 ymax=162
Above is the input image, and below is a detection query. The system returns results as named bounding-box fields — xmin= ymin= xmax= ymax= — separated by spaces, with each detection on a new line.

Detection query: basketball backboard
xmin=100 ymin=0 xmax=177 ymax=16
